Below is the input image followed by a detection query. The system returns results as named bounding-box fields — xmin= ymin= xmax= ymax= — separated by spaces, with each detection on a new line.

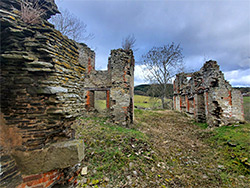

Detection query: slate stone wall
xmin=0 ymin=0 xmax=86 ymax=187
xmin=0 ymin=146 xmax=22 ymax=188
xmin=173 ymin=60 xmax=245 ymax=127
xmin=0 ymin=0 xmax=134 ymax=187
xmin=0 ymin=1 xmax=88 ymax=152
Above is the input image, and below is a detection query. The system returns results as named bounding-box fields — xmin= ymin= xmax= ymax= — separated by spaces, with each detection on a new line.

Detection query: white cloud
xmin=224 ymin=69 xmax=250 ymax=87
xmin=134 ymin=65 xmax=149 ymax=86
xmin=134 ymin=64 xmax=178 ymax=86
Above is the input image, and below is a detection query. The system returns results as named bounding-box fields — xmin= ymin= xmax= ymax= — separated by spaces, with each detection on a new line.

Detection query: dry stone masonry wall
xmin=108 ymin=50 xmax=135 ymax=125
xmin=84 ymin=49 xmax=135 ymax=125
xmin=173 ymin=60 xmax=244 ymax=127
xmin=0 ymin=0 xmax=134 ymax=187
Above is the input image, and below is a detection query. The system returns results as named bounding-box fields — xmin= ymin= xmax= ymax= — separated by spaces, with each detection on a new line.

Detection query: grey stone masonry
xmin=84 ymin=49 xmax=135 ymax=125
xmin=109 ymin=49 xmax=135 ymax=125
xmin=173 ymin=60 xmax=245 ymax=127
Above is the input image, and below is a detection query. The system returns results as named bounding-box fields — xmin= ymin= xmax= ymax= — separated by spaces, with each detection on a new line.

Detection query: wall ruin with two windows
xmin=173 ymin=60 xmax=244 ymax=127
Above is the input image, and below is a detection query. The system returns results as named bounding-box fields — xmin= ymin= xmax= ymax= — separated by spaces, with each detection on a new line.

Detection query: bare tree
xmin=50 ymin=8 xmax=93 ymax=42
xmin=141 ymin=43 xmax=184 ymax=108
xmin=122 ymin=34 xmax=136 ymax=51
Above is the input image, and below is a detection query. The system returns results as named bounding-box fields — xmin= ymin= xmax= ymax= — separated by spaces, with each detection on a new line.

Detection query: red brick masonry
xmin=17 ymin=170 xmax=63 ymax=188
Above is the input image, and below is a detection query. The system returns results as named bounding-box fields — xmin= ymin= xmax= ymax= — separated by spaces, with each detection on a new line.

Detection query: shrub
xmin=21 ymin=0 xmax=45 ymax=24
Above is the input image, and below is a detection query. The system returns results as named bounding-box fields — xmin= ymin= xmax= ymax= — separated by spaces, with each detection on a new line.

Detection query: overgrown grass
xmin=89 ymin=95 xmax=172 ymax=111
xmin=193 ymin=122 xmax=209 ymax=129
xmin=193 ymin=117 xmax=250 ymax=184
xmin=243 ymin=96 xmax=250 ymax=122
xmin=95 ymin=100 xmax=106 ymax=112
xmin=94 ymin=95 xmax=163 ymax=109
xmin=205 ymin=123 xmax=250 ymax=178
xmin=134 ymin=95 xmax=161 ymax=109
xmin=76 ymin=110 xmax=250 ymax=187
xmin=134 ymin=108 xmax=163 ymax=121
xmin=75 ymin=116 xmax=159 ymax=187
xmin=21 ymin=0 xmax=46 ymax=24
xmin=244 ymin=96 xmax=250 ymax=103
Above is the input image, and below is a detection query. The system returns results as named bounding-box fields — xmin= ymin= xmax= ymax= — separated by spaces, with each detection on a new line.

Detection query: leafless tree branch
xmin=141 ymin=42 xmax=184 ymax=108
xmin=50 ymin=8 xmax=94 ymax=42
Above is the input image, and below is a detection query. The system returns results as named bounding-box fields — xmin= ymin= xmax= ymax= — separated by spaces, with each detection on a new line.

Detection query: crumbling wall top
xmin=201 ymin=60 xmax=220 ymax=72
xmin=174 ymin=60 xmax=232 ymax=94
xmin=173 ymin=60 xmax=244 ymax=127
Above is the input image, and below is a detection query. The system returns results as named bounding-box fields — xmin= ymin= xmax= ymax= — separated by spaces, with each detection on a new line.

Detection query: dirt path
xmin=76 ymin=110 xmax=249 ymax=188
xmin=134 ymin=110 xmax=248 ymax=187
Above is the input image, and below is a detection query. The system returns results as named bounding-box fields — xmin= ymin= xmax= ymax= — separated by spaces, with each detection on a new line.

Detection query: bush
xmin=21 ymin=0 xmax=45 ymax=24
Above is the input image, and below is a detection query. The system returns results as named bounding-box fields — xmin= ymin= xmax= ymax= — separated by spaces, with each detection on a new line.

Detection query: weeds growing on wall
xmin=21 ymin=0 xmax=45 ymax=24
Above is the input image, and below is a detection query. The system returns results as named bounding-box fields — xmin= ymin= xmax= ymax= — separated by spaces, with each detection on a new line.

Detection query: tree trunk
xmin=161 ymin=97 xmax=165 ymax=109
xmin=162 ymin=83 xmax=167 ymax=109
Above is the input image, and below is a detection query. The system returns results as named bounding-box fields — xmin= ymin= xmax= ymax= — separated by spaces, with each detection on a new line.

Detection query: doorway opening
xmin=196 ymin=93 xmax=206 ymax=122
xmin=85 ymin=88 xmax=110 ymax=113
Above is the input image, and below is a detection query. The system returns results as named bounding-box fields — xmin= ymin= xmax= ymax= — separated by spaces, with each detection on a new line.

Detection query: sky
xmin=54 ymin=0 xmax=250 ymax=87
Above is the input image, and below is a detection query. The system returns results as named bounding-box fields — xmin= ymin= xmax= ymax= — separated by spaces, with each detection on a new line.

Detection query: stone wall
xmin=173 ymin=60 xmax=244 ymax=127
xmin=84 ymin=49 xmax=135 ymax=125
xmin=109 ymin=49 xmax=135 ymax=125
xmin=0 ymin=0 xmax=134 ymax=187
xmin=0 ymin=0 xmax=86 ymax=187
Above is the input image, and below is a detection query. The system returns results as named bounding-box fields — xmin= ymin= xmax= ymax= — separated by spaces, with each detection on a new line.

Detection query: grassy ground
xmin=134 ymin=95 xmax=162 ymax=109
xmin=134 ymin=95 xmax=174 ymax=109
xmin=95 ymin=100 xmax=106 ymax=112
xmin=94 ymin=95 xmax=163 ymax=110
xmin=74 ymin=116 xmax=165 ymax=187
xmin=206 ymin=124 xmax=250 ymax=176
xmin=75 ymin=110 xmax=250 ymax=187
xmin=95 ymin=95 xmax=250 ymax=117
xmin=243 ymin=96 xmax=250 ymax=122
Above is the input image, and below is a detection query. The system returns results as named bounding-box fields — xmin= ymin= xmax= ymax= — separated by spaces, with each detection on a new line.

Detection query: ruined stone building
xmin=0 ymin=0 xmax=134 ymax=187
xmin=173 ymin=60 xmax=244 ymax=127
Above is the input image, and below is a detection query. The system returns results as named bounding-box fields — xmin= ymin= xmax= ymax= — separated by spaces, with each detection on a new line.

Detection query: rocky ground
xmin=75 ymin=110 xmax=250 ymax=188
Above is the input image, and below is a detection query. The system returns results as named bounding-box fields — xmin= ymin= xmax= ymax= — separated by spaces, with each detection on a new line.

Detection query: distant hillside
xmin=134 ymin=85 xmax=250 ymax=97
xmin=134 ymin=84 xmax=151 ymax=96
xmin=135 ymin=84 xmax=173 ymax=98
xmin=234 ymin=87 xmax=250 ymax=96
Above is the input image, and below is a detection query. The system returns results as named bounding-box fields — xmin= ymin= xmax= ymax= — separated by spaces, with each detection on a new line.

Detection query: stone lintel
xmin=12 ymin=139 xmax=84 ymax=175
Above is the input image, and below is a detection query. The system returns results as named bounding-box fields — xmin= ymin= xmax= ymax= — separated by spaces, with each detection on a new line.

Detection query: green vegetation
xmin=193 ymin=122 xmax=209 ymax=129
xmin=234 ymin=87 xmax=250 ymax=94
xmin=135 ymin=110 xmax=250 ymax=187
xmin=94 ymin=95 xmax=166 ymax=110
xmin=75 ymin=116 xmax=166 ymax=187
xmin=134 ymin=84 xmax=173 ymax=97
xmin=134 ymin=84 xmax=152 ymax=96
xmin=244 ymin=96 xmax=250 ymax=103
xmin=95 ymin=100 xmax=106 ymax=112
xmin=205 ymin=123 xmax=250 ymax=183
xmin=76 ymin=106 xmax=249 ymax=187
xmin=243 ymin=96 xmax=250 ymax=122
xmin=134 ymin=95 xmax=173 ymax=109
xmin=134 ymin=95 xmax=162 ymax=109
